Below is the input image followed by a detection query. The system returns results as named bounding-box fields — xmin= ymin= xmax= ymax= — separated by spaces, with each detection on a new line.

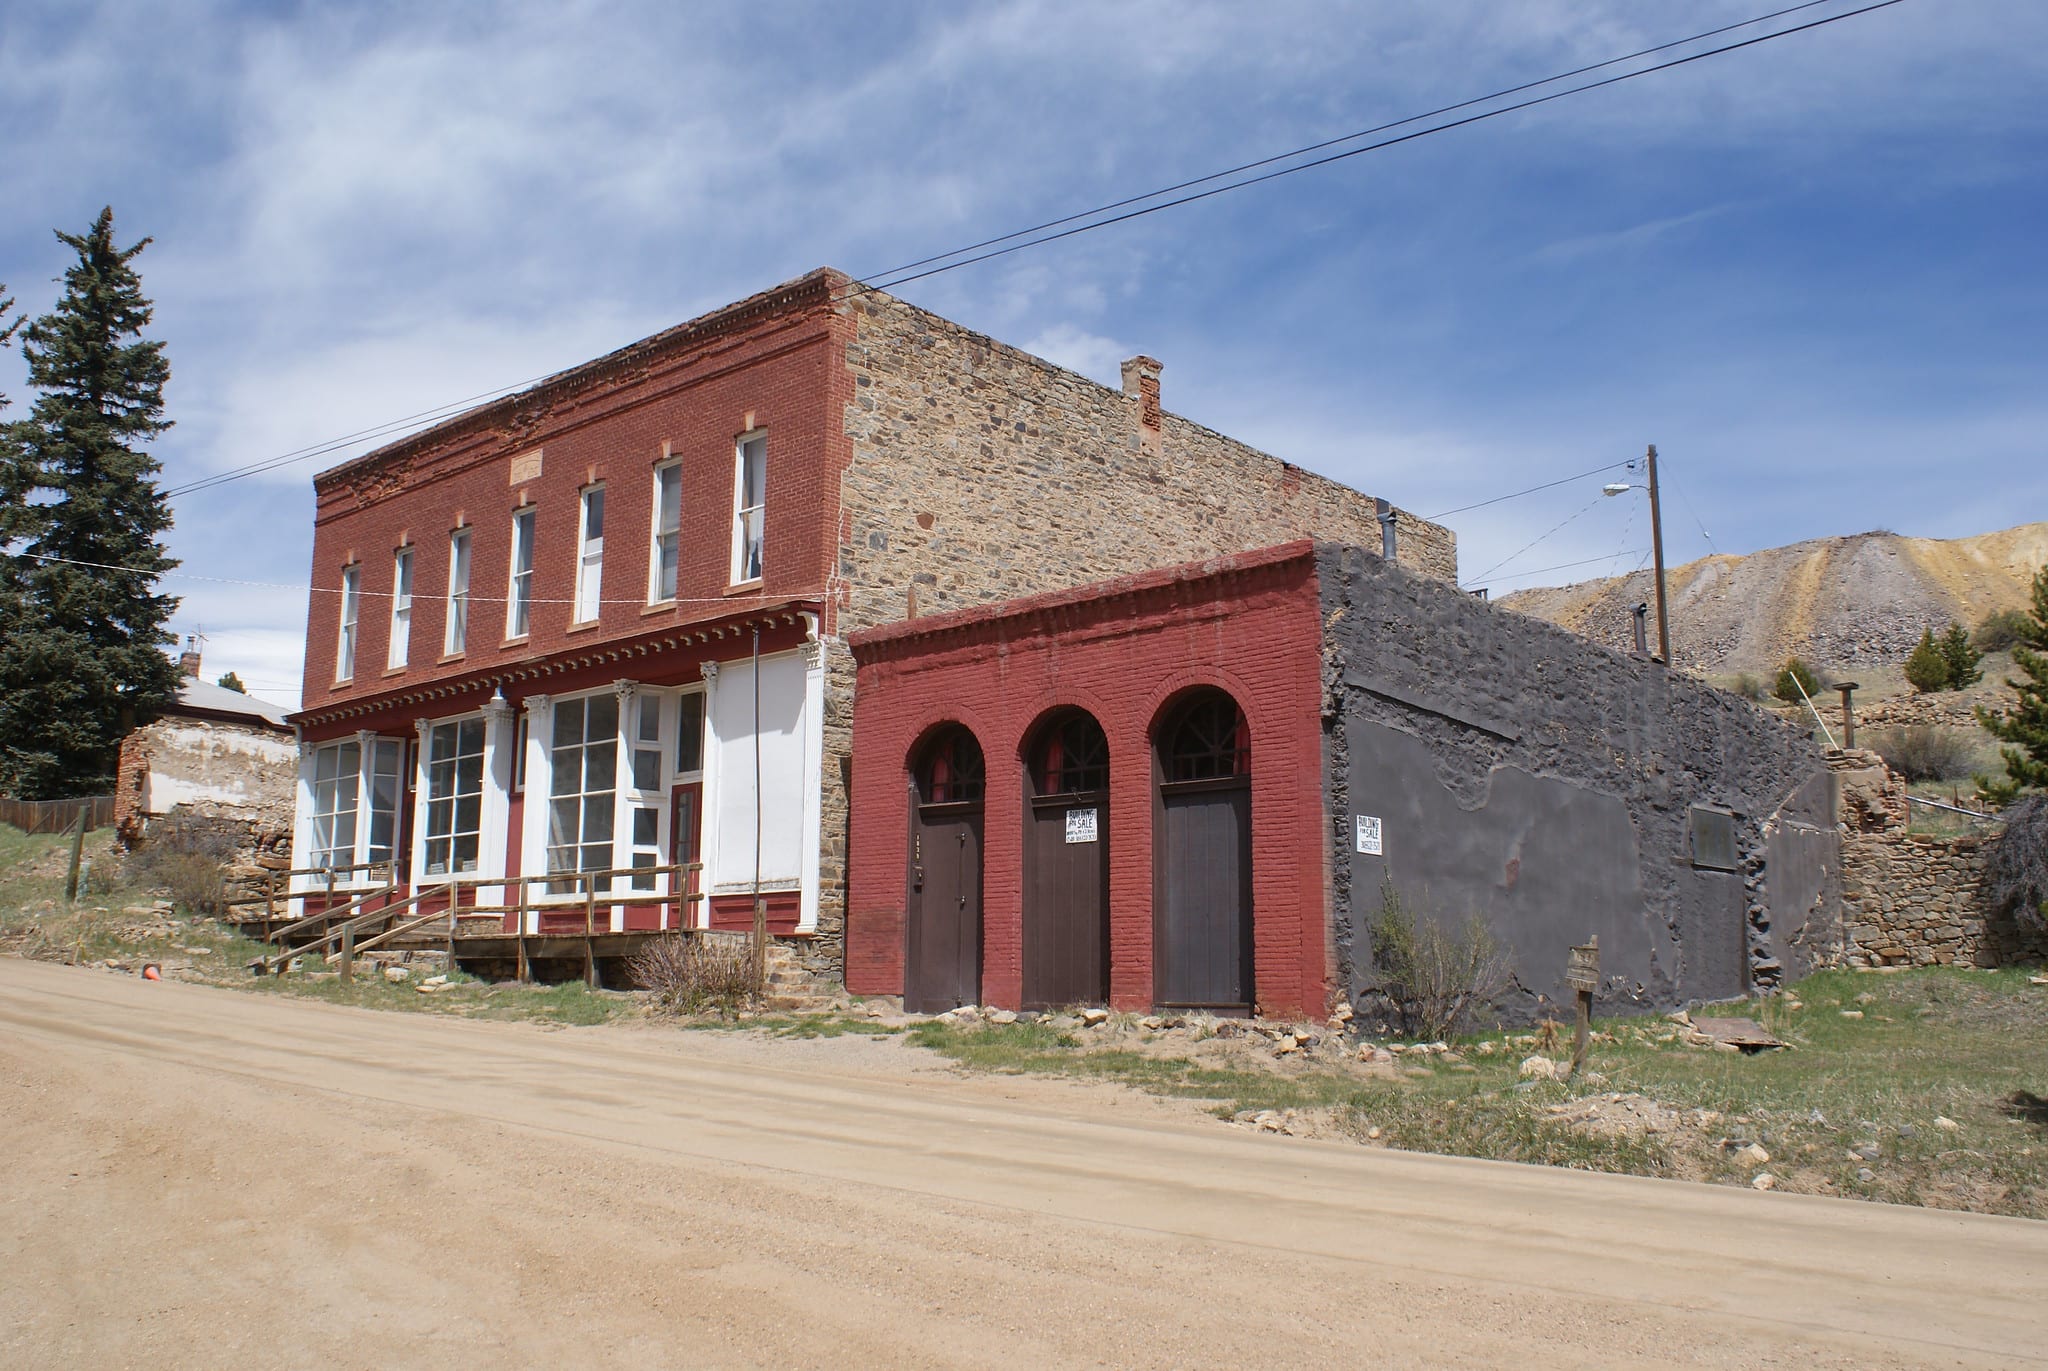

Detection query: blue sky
xmin=3 ymin=0 xmax=2042 ymax=706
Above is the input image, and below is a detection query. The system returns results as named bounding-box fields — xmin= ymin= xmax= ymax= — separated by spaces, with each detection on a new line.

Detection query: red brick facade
xmin=300 ymin=272 xmax=851 ymax=705
xmin=847 ymin=543 xmax=1332 ymax=1018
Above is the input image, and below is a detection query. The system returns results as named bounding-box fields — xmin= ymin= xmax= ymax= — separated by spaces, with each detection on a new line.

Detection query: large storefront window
xmin=310 ymin=741 xmax=360 ymax=868
xmin=310 ymin=738 xmax=402 ymax=876
xmin=548 ymin=693 xmax=618 ymax=892
xmin=423 ymin=718 xmax=484 ymax=878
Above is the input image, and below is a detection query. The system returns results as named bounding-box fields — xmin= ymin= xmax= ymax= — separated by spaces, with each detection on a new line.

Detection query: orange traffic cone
xmin=141 ymin=964 xmax=161 ymax=981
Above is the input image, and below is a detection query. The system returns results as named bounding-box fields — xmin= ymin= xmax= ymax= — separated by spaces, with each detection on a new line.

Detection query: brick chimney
xmin=1121 ymin=355 xmax=1162 ymax=454
xmin=178 ymin=635 xmax=201 ymax=679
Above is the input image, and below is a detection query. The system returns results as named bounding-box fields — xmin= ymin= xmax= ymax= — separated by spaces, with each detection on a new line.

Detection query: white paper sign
xmin=1354 ymin=814 xmax=1383 ymax=856
xmin=1065 ymin=808 xmax=1099 ymax=844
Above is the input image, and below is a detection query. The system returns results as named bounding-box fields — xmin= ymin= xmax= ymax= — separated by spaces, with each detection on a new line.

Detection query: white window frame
xmin=421 ymin=715 xmax=485 ymax=880
xmin=544 ymin=688 xmax=619 ymax=894
xmin=336 ymin=564 xmax=360 ymax=682
xmin=306 ymin=736 xmax=401 ymax=880
xmin=310 ymin=740 xmax=360 ymax=869
xmin=731 ymin=432 xmax=764 ymax=585
xmin=387 ymin=546 xmax=413 ymax=670
xmin=506 ymin=505 xmax=536 ymax=640
xmin=444 ymin=527 xmax=471 ymax=656
xmin=649 ymin=460 xmax=682 ymax=605
xmin=575 ymin=485 xmax=605 ymax=623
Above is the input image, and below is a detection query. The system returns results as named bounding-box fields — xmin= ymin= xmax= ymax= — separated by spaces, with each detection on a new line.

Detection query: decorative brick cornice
xmin=846 ymin=540 xmax=1317 ymax=662
xmin=313 ymin=268 xmax=847 ymax=497
xmin=289 ymin=600 xmax=818 ymax=730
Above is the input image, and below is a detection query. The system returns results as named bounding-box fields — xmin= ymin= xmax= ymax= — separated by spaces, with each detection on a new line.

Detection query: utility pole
xmin=1646 ymin=444 xmax=1671 ymax=665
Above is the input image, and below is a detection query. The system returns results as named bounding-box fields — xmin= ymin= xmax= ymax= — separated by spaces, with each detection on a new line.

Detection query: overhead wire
xmin=149 ymin=0 xmax=1907 ymax=504
xmin=853 ymin=0 xmax=1848 ymax=287
xmin=848 ymin=0 xmax=1907 ymax=297
xmin=1465 ymin=492 xmax=1610 ymax=587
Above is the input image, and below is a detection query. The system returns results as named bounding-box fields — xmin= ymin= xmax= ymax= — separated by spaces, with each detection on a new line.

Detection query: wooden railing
xmin=258 ymin=863 xmax=706 ymax=984
xmin=226 ymin=861 xmax=398 ymax=922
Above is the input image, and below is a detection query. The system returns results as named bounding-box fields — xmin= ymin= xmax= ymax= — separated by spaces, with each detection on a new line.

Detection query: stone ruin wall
xmin=114 ymin=717 xmax=298 ymax=898
xmin=1832 ymin=748 xmax=2047 ymax=967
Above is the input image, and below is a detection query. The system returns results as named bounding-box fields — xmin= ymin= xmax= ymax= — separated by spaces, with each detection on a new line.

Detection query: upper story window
xmin=336 ymin=564 xmax=360 ymax=682
xmin=576 ymin=486 xmax=605 ymax=623
xmin=507 ymin=506 xmax=536 ymax=639
xmin=444 ymin=528 xmax=471 ymax=655
xmin=387 ymin=547 xmax=413 ymax=670
xmin=650 ymin=461 xmax=682 ymax=603
xmin=732 ymin=433 xmax=765 ymax=584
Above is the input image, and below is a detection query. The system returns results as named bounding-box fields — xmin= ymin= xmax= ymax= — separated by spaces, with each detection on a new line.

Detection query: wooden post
xmin=63 ymin=813 xmax=87 ymax=904
xmin=339 ymin=922 xmax=355 ymax=985
xmin=1565 ymin=937 xmax=1600 ymax=1081
xmin=516 ymin=933 xmax=529 ymax=984
xmin=753 ymin=895 xmax=768 ymax=997
xmin=265 ymin=870 xmax=277 ymax=922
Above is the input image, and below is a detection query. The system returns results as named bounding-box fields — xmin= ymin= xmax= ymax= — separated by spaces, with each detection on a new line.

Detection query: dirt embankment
xmin=1501 ymin=522 xmax=2048 ymax=674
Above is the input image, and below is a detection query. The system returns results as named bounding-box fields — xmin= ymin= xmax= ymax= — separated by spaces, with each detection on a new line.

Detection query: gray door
xmin=1024 ymin=795 xmax=1109 ymax=1007
xmin=906 ymin=803 xmax=982 ymax=1013
xmin=1156 ymin=779 xmax=1252 ymax=1009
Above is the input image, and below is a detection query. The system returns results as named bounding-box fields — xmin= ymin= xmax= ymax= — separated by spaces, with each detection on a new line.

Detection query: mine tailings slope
xmin=1500 ymin=521 xmax=2048 ymax=674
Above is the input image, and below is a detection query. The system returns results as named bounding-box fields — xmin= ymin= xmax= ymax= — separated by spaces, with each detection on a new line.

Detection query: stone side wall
xmin=114 ymin=716 xmax=298 ymax=850
xmin=1855 ymin=691 xmax=1995 ymax=733
xmin=1316 ymin=544 xmax=1839 ymax=1022
xmin=1840 ymin=831 xmax=2048 ymax=967
xmin=833 ymin=289 xmax=1457 ymax=643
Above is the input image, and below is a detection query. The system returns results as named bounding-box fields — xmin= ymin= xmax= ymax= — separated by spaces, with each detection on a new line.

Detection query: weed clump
xmin=127 ymin=819 xmax=236 ymax=915
xmin=628 ymin=933 xmax=757 ymax=1016
xmin=1362 ymin=881 xmax=1509 ymax=1041
xmin=1870 ymin=725 xmax=1979 ymax=782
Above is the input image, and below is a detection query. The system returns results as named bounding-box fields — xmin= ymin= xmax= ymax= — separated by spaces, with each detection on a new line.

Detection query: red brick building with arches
xmin=846 ymin=541 xmax=1333 ymax=1018
xmin=849 ymin=539 xmax=1845 ymax=1025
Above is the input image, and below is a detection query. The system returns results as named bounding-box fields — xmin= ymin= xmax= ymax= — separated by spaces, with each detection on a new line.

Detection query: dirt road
xmin=2 ymin=960 xmax=2042 ymax=1369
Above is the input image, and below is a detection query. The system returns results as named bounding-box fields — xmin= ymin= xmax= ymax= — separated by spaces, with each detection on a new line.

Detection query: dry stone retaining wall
xmin=1840 ymin=831 xmax=2048 ymax=967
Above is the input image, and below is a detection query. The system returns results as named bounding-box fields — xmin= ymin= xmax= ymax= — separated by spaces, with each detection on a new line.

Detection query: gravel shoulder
xmin=4 ymin=958 xmax=2045 ymax=1370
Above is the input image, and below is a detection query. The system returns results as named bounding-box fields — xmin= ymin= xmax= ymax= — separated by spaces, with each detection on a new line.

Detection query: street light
xmin=1602 ymin=445 xmax=1670 ymax=665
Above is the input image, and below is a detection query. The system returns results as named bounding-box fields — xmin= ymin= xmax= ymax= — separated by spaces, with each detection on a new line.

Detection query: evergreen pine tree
xmin=1935 ymin=620 xmax=1982 ymax=691
xmin=1976 ymin=565 xmax=2048 ymax=807
xmin=1903 ymin=629 xmax=1950 ymax=694
xmin=0 ymin=209 xmax=181 ymax=799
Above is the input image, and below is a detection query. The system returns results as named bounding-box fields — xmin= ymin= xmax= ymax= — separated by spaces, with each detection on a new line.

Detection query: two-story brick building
xmin=286 ymin=268 xmax=1455 ymax=982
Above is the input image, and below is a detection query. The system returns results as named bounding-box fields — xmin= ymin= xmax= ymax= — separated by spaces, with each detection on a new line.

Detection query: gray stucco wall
xmin=1315 ymin=544 xmax=1839 ymax=1023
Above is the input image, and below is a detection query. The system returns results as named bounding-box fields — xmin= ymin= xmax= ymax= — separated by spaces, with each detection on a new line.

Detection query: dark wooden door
xmin=906 ymin=801 xmax=983 ymax=1012
xmin=669 ymin=782 xmax=701 ymax=930
xmin=1024 ymin=794 xmax=1109 ymax=1007
xmin=1156 ymin=780 xmax=1253 ymax=1010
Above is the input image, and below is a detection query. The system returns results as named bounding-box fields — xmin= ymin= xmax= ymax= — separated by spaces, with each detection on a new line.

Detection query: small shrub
xmin=1732 ymin=673 xmax=1766 ymax=702
xmin=1774 ymin=657 xmax=1823 ymax=704
xmin=629 ymin=933 xmax=757 ymax=1015
xmin=1905 ymin=630 xmax=1950 ymax=694
xmin=1982 ymin=794 xmax=2048 ymax=932
xmin=1870 ymin=726 xmax=1979 ymax=782
xmin=128 ymin=819 xmax=239 ymax=915
xmin=1974 ymin=608 xmax=2036 ymax=654
xmin=1936 ymin=621 xmax=1983 ymax=691
xmin=1364 ymin=881 xmax=1509 ymax=1041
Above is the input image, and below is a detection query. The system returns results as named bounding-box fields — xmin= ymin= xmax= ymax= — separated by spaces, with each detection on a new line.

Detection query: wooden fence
xmin=0 ymin=794 xmax=115 ymax=835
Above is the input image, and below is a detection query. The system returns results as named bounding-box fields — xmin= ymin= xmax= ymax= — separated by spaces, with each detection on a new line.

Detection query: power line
xmin=1475 ymin=550 xmax=1654 ymax=587
xmin=850 ymin=0 xmax=1907 ymax=296
xmin=1427 ymin=461 xmax=1631 ymax=521
xmin=1465 ymin=492 xmax=1610 ymax=586
xmin=155 ymin=0 xmax=1906 ymax=505
xmin=853 ymin=0 xmax=1847 ymax=287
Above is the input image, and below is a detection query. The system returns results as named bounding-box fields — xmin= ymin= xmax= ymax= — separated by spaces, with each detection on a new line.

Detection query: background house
xmin=114 ymin=640 xmax=297 ymax=862
xmin=286 ymin=270 xmax=1454 ymax=983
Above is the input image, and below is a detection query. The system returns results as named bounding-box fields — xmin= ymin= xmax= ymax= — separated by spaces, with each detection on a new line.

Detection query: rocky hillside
xmin=1500 ymin=522 xmax=2048 ymax=674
